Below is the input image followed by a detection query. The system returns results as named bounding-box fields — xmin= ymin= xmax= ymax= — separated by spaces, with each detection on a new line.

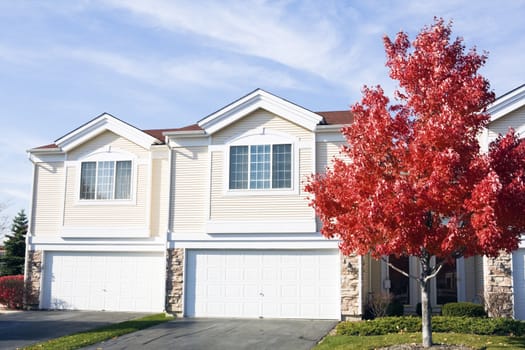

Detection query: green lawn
xmin=23 ymin=313 xmax=174 ymax=350
xmin=315 ymin=333 xmax=525 ymax=350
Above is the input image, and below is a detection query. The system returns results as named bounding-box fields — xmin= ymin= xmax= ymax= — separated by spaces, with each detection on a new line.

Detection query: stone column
xmin=24 ymin=250 xmax=42 ymax=309
xmin=484 ymin=253 xmax=513 ymax=318
xmin=166 ymin=248 xmax=184 ymax=316
xmin=341 ymin=253 xmax=361 ymax=320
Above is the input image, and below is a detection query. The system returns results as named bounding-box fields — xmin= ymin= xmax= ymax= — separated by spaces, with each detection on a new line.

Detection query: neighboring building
xmin=24 ymin=87 xmax=525 ymax=320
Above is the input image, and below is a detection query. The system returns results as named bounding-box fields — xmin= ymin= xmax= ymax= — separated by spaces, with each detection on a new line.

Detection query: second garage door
xmin=185 ymin=249 xmax=340 ymax=319
xmin=513 ymin=249 xmax=525 ymax=320
xmin=42 ymin=251 xmax=165 ymax=312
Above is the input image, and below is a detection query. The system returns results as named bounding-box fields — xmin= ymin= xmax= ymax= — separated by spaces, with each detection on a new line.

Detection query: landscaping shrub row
xmin=0 ymin=275 xmax=24 ymax=309
xmin=336 ymin=316 xmax=525 ymax=336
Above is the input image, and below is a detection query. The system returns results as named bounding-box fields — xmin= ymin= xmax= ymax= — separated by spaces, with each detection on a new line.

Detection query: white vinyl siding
xmin=63 ymin=164 xmax=148 ymax=228
xmin=31 ymin=162 xmax=65 ymax=236
xmin=150 ymin=157 xmax=170 ymax=236
xmin=67 ymin=130 xmax=149 ymax=160
xmin=210 ymin=148 xmax=313 ymax=221
xmin=171 ymin=146 xmax=208 ymax=233
xmin=212 ymin=109 xmax=313 ymax=145
xmin=185 ymin=249 xmax=340 ymax=319
xmin=487 ymin=105 xmax=525 ymax=143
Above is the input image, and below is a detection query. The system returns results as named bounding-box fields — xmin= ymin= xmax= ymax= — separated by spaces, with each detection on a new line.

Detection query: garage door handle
xmin=259 ymin=292 xmax=264 ymax=297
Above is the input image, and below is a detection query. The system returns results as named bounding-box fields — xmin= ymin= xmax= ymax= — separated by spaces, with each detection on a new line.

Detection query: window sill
xmin=224 ymin=188 xmax=298 ymax=196
xmin=75 ymin=199 xmax=137 ymax=206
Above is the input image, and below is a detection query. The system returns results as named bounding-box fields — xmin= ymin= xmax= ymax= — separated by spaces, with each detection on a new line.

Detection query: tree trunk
xmin=420 ymin=277 xmax=432 ymax=347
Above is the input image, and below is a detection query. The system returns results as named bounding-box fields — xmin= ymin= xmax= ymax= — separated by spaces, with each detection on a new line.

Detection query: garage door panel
xmin=513 ymin=249 xmax=525 ymax=320
xmin=43 ymin=252 xmax=164 ymax=312
xmin=186 ymin=249 xmax=340 ymax=319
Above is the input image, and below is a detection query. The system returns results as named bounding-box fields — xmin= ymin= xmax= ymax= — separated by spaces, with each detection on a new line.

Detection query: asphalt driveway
xmin=81 ymin=317 xmax=338 ymax=350
xmin=0 ymin=310 xmax=149 ymax=350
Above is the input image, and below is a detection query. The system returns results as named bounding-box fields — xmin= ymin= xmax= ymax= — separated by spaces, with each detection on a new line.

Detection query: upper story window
xmin=229 ymin=144 xmax=291 ymax=190
xmin=80 ymin=160 xmax=132 ymax=200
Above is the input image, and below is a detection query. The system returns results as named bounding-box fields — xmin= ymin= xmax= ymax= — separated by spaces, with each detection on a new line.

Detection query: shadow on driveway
xmin=0 ymin=310 xmax=150 ymax=350
xmin=82 ymin=317 xmax=338 ymax=350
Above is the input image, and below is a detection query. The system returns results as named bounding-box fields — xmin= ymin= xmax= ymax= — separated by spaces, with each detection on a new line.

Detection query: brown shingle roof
xmin=316 ymin=111 xmax=353 ymax=125
xmin=142 ymin=124 xmax=202 ymax=141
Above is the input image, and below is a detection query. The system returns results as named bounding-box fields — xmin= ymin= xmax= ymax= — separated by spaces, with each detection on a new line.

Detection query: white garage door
xmin=42 ymin=251 xmax=164 ymax=312
xmin=513 ymin=249 xmax=525 ymax=320
xmin=185 ymin=249 xmax=340 ymax=319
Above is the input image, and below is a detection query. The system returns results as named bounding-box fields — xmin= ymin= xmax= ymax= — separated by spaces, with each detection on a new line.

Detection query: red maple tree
xmin=306 ymin=18 xmax=525 ymax=347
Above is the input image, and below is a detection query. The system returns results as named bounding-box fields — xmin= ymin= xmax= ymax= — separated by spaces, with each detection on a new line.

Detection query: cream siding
xmin=212 ymin=109 xmax=313 ymax=144
xmin=316 ymin=141 xmax=345 ymax=173
xmin=62 ymin=164 xmax=148 ymax=228
xmin=150 ymin=157 xmax=170 ymax=236
xmin=68 ymin=130 xmax=149 ymax=160
xmin=487 ymin=105 xmax=525 ymax=143
xmin=209 ymin=148 xmax=313 ymax=221
xmin=31 ymin=162 xmax=64 ymax=236
xmin=171 ymin=147 xmax=208 ymax=233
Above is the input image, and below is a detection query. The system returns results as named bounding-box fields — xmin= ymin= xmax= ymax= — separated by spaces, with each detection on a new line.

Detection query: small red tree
xmin=306 ymin=18 xmax=525 ymax=347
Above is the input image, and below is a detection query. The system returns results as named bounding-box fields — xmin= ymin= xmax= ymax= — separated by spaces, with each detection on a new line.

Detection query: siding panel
xmin=171 ymin=147 xmax=208 ymax=233
xmin=150 ymin=157 xmax=170 ymax=236
xmin=488 ymin=105 xmax=525 ymax=142
xmin=32 ymin=162 xmax=64 ymax=236
xmin=68 ymin=131 xmax=149 ymax=160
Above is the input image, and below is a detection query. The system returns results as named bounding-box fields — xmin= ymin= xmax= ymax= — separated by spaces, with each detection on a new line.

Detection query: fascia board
xmin=488 ymin=85 xmax=525 ymax=122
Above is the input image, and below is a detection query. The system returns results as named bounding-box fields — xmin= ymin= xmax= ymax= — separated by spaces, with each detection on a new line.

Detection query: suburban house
xmin=24 ymin=86 xmax=525 ymax=320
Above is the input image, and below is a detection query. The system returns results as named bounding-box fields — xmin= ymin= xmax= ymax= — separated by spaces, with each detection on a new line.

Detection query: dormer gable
xmin=55 ymin=113 xmax=161 ymax=152
xmin=487 ymin=84 xmax=525 ymax=122
xmin=197 ymin=89 xmax=324 ymax=135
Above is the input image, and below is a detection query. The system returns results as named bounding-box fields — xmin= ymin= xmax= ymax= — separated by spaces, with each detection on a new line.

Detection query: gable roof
xmin=487 ymin=84 xmax=525 ymax=122
xmin=197 ymin=89 xmax=324 ymax=134
xmin=52 ymin=113 xmax=162 ymax=152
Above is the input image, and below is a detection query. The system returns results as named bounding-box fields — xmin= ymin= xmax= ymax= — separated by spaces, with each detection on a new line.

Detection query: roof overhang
xmin=54 ymin=113 xmax=160 ymax=152
xmin=487 ymin=84 xmax=525 ymax=122
xmin=197 ymin=89 xmax=323 ymax=134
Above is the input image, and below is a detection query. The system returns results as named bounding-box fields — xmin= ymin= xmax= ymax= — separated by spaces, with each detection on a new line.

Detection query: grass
xmin=23 ymin=313 xmax=174 ymax=350
xmin=314 ymin=332 xmax=525 ymax=350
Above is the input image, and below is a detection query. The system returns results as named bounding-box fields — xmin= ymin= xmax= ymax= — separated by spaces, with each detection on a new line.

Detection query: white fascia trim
xmin=167 ymin=232 xmax=339 ymax=249
xmin=315 ymin=133 xmax=346 ymax=142
xmin=206 ymin=219 xmax=316 ymax=234
xmin=168 ymin=136 xmax=209 ymax=148
xmin=198 ymin=90 xmax=323 ymax=134
xmin=519 ymin=234 xmax=525 ymax=248
xmin=59 ymin=226 xmax=151 ymax=238
xmin=488 ymin=85 xmax=525 ymax=122
xmin=56 ymin=114 xmax=158 ymax=152
xmin=28 ymin=236 xmax=165 ymax=251
xmin=28 ymin=152 xmax=65 ymax=163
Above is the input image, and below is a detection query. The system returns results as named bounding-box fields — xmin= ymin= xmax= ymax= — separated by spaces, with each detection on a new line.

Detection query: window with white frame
xmin=80 ymin=160 xmax=132 ymax=200
xmin=229 ymin=144 xmax=292 ymax=190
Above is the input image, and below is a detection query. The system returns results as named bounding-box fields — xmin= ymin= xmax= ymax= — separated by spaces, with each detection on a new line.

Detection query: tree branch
xmin=381 ymin=256 xmax=422 ymax=283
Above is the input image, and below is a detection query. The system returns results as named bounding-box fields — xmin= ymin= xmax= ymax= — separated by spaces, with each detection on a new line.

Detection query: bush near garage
xmin=0 ymin=274 xmax=24 ymax=309
xmin=336 ymin=316 xmax=525 ymax=336
xmin=442 ymin=302 xmax=487 ymax=317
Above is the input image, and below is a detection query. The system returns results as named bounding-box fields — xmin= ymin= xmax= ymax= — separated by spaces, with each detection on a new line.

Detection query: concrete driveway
xmin=0 ymin=310 xmax=149 ymax=350
xmin=82 ymin=317 xmax=338 ymax=350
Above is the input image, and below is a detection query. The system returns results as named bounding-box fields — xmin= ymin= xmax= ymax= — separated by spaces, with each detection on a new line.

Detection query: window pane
xmin=229 ymin=146 xmax=248 ymax=189
xmin=115 ymin=161 xmax=132 ymax=199
xmin=272 ymin=144 xmax=291 ymax=188
xmin=80 ymin=162 xmax=96 ymax=199
xmin=96 ymin=161 xmax=114 ymax=200
xmin=250 ymin=145 xmax=270 ymax=189
xmin=436 ymin=258 xmax=457 ymax=305
xmin=389 ymin=255 xmax=410 ymax=305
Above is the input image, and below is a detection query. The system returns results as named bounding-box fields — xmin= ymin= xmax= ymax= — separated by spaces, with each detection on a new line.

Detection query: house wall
xmin=62 ymin=131 xmax=151 ymax=232
xmin=170 ymin=146 xmax=208 ymax=233
xmin=31 ymin=162 xmax=64 ymax=236
xmin=487 ymin=105 xmax=525 ymax=142
xmin=150 ymin=154 xmax=170 ymax=236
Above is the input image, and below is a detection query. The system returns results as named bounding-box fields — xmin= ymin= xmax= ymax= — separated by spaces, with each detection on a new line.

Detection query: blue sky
xmin=0 ymin=0 xmax=524 ymax=231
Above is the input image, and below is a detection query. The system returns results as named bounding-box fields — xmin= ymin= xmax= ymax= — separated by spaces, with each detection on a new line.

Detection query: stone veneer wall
xmin=24 ymin=250 xmax=42 ymax=309
xmin=484 ymin=253 xmax=514 ymax=318
xmin=166 ymin=248 xmax=184 ymax=315
xmin=341 ymin=254 xmax=361 ymax=319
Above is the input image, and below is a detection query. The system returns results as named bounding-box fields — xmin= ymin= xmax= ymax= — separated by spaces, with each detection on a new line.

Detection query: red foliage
xmin=305 ymin=18 xmax=525 ymax=261
xmin=0 ymin=275 xmax=25 ymax=309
